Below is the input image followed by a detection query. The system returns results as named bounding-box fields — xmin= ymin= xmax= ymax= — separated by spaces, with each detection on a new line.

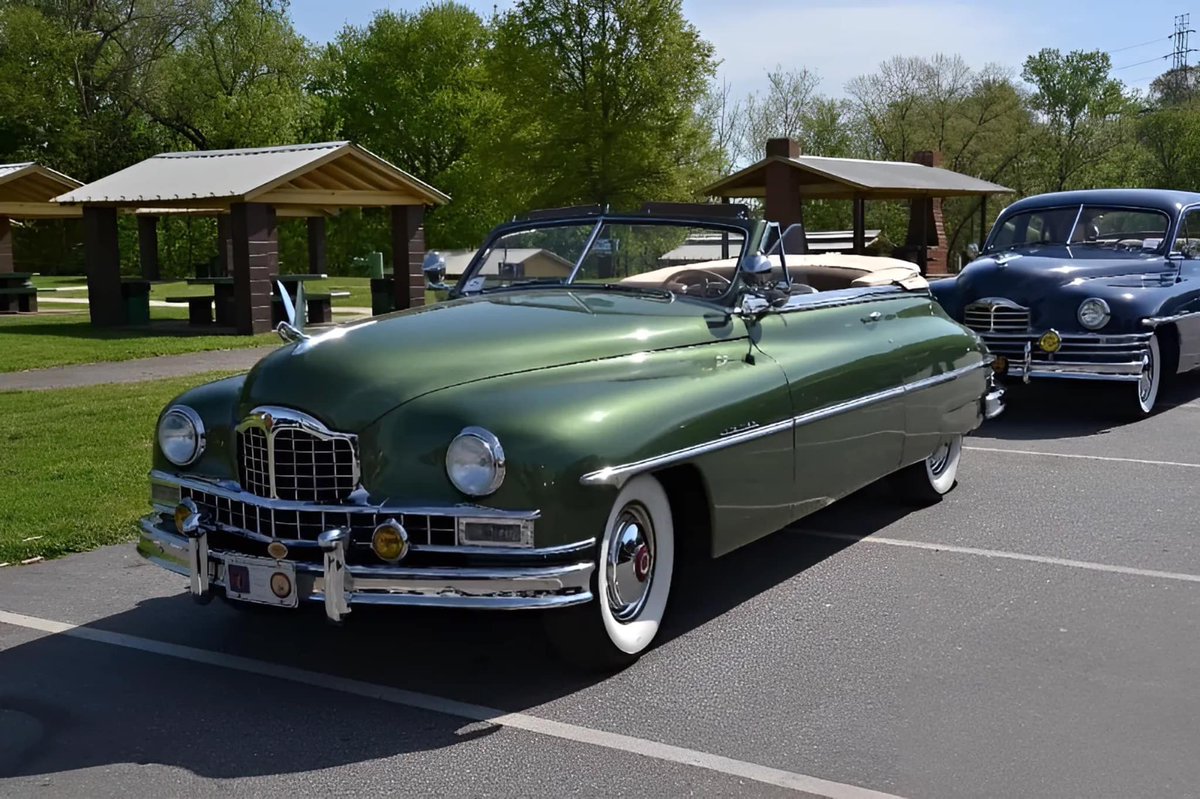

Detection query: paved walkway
xmin=0 ymin=347 xmax=278 ymax=392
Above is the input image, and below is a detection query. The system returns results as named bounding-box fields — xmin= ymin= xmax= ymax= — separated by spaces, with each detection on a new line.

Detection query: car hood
xmin=238 ymin=289 xmax=742 ymax=431
xmin=947 ymin=247 xmax=1175 ymax=308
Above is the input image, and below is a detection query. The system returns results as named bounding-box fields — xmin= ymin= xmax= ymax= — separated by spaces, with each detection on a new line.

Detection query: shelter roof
xmin=0 ymin=163 xmax=83 ymax=218
xmin=703 ymin=154 xmax=1012 ymax=200
xmin=54 ymin=142 xmax=449 ymax=213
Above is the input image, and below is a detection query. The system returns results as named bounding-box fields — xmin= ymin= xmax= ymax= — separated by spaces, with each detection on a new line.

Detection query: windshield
xmin=987 ymin=205 xmax=1170 ymax=256
xmin=455 ymin=220 xmax=747 ymax=300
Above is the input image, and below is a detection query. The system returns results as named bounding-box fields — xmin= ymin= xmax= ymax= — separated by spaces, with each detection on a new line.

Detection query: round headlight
xmin=446 ymin=427 xmax=505 ymax=496
xmin=1078 ymin=298 xmax=1111 ymax=330
xmin=158 ymin=406 xmax=204 ymax=466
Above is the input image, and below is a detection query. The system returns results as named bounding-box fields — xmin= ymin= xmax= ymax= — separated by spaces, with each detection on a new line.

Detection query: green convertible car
xmin=139 ymin=203 xmax=1003 ymax=667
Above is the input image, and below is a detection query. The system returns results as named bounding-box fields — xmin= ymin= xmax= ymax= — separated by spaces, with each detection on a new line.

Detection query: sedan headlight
xmin=157 ymin=406 xmax=205 ymax=466
xmin=446 ymin=427 xmax=505 ymax=496
xmin=1077 ymin=298 xmax=1111 ymax=330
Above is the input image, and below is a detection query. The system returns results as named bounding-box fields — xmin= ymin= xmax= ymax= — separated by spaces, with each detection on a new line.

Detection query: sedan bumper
xmin=979 ymin=332 xmax=1151 ymax=383
xmin=138 ymin=516 xmax=595 ymax=620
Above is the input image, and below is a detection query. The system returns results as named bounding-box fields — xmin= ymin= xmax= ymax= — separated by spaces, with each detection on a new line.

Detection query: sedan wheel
xmin=890 ymin=433 xmax=963 ymax=505
xmin=544 ymin=474 xmax=675 ymax=669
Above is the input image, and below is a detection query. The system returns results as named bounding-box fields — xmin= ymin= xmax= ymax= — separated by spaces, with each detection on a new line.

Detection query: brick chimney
xmin=907 ymin=150 xmax=949 ymax=275
xmin=763 ymin=138 xmax=803 ymax=230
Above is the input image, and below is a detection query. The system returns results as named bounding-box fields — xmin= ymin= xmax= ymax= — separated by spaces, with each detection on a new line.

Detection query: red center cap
xmin=633 ymin=544 xmax=651 ymax=582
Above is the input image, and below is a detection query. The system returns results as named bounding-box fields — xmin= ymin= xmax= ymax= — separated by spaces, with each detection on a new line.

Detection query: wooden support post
xmin=0 ymin=217 xmax=12 ymax=273
xmin=229 ymin=203 xmax=277 ymax=335
xmin=307 ymin=216 xmax=327 ymax=275
xmin=83 ymin=206 xmax=124 ymax=326
xmin=763 ymin=138 xmax=804 ymax=229
xmin=852 ymin=197 xmax=866 ymax=254
xmin=391 ymin=205 xmax=426 ymax=311
xmin=217 ymin=214 xmax=232 ymax=276
xmin=138 ymin=215 xmax=160 ymax=280
xmin=979 ymin=195 xmax=988 ymax=248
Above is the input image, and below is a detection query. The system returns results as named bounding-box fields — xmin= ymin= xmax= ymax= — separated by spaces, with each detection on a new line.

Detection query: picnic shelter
xmin=54 ymin=141 xmax=449 ymax=334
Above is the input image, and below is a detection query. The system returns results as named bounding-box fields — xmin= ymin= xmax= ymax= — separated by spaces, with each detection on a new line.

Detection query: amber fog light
xmin=174 ymin=499 xmax=201 ymax=535
xmin=371 ymin=519 xmax=409 ymax=563
xmin=1038 ymin=330 xmax=1062 ymax=354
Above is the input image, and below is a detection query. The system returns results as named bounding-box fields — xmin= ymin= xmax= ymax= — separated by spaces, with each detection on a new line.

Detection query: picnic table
xmin=181 ymin=274 xmax=332 ymax=326
xmin=0 ymin=272 xmax=38 ymax=313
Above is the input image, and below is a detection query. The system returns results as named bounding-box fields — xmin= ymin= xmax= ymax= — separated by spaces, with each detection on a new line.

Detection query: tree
xmin=487 ymin=0 xmax=720 ymax=212
xmin=1020 ymin=48 xmax=1132 ymax=192
xmin=133 ymin=0 xmax=318 ymax=151
xmin=316 ymin=2 xmax=501 ymax=247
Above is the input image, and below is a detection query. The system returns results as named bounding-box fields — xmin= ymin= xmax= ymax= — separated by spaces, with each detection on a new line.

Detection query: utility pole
xmin=1171 ymin=13 xmax=1195 ymax=71
xmin=1166 ymin=14 xmax=1196 ymax=100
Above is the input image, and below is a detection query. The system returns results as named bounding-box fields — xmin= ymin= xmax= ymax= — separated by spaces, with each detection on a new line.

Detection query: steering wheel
xmin=666 ymin=269 xmax=732 ymax=298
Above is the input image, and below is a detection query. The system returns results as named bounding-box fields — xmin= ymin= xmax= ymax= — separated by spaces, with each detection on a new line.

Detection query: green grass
xmin=0 ymin=312 xmax=277 ymax=373
xmin=0 ymin=373 xmax=237 ymax=563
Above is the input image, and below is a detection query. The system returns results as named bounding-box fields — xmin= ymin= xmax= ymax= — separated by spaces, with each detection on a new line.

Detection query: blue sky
xmin=288 ymin=0 xmax=1194 ymax=97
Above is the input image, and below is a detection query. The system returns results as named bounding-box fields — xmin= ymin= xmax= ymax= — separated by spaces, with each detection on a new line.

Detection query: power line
xmin=1107 ymin=36 xmax=1171 ymax=54
xmin=1116 ymin=54 xmax=1170 ymax=70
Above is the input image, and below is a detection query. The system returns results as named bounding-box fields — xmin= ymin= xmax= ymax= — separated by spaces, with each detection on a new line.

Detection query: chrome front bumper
xmin=979 ymin=332 xmax=1151 ymax=383
xmin=138 ymin=516 xmax=595 ymax=620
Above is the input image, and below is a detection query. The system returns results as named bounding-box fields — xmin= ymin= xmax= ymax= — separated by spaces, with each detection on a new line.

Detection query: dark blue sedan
xmin=932 ymin=189 xmax=1200 ymax=415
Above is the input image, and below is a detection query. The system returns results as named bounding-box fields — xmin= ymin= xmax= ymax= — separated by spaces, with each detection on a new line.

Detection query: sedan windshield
xmin=456 ymin=220 xmax=747 ymax=301
xmin=987 ymin=205 xmax=1170 ymax=256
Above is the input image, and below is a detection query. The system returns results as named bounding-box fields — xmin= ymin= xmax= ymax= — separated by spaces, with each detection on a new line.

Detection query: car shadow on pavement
xmin=0 ymin=488 xmax=917 ymax=782
xmin=975 ymin=371 xmax=1200 ymax=441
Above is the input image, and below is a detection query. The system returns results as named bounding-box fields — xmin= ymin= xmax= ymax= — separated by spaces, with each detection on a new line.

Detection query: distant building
xmin=442 ymin=247 xmax=573 ymax=279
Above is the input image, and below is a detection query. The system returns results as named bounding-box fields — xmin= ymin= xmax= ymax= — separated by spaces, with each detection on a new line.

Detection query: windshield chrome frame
xmin=451 ymin=215 xmax=757 ymax=304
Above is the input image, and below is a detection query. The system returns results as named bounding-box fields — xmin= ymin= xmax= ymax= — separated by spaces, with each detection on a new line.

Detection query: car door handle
xmin=862 ymin=311 xmax=882 ymax=323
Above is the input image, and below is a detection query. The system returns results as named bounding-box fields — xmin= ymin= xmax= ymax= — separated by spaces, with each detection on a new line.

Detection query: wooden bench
xmin=0 ymin=286 xmax=37 ymax=313
xmin=166 ymin=295 xmax=214 ymax=325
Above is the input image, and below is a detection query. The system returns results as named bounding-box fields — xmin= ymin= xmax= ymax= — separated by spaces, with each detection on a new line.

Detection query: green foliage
xmin=488 ymin=0 xmax=720 ymax=212
xmin=315 ymin=2 xmax=500 ymax=247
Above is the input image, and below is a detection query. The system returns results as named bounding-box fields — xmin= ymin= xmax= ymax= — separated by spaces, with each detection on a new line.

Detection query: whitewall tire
xmin=1133 ymin=334 xmax=1162 ymax=416
xmin=544 ymin=474 xmax=675 ymax=669
xmin=891 ymin=433 xmax=963 ymax=505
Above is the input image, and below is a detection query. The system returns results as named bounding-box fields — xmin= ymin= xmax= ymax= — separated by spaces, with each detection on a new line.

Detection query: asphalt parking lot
xmin=3 ymin=375 xmax=1200 ymax=799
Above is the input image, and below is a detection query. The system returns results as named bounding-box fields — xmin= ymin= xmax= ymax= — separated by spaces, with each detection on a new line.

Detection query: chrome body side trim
xmin=580 ymin=361 xmax=988 ymax=487
xmin=138 ymin=517 xmax=594 ymax=613
xmin=1144 ymin=311 xmax=1199 ymax=328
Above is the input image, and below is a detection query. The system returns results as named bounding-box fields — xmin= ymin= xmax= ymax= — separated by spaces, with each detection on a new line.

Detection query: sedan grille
xmin=236 ymin=408 xmax=359 ymax=504
xmin=964 ymin=301 xmax=1030 ymax=333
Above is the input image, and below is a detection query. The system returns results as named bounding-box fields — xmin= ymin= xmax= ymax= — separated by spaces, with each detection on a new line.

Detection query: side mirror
xmin=742 ymin=253 xmax=773 ymax=277
xmin=423 ymin=251 xmax=449 ymax=290
xmin=966 ymin=243 xmax=981 ymax=261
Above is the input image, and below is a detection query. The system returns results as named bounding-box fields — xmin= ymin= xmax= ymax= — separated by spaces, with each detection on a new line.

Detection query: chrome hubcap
xmin=606 ymin=503 xmax=655 ymax=622
xmin=927 ymin=440 xmax=952 ymax=476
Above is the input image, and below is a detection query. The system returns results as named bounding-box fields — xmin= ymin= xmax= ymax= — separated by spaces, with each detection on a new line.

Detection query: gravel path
xmin=0 ymin=347 xmax=278 ymax=391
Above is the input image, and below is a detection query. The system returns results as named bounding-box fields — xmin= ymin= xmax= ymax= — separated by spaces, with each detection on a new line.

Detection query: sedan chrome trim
xmin=580 ymin=360 xmax=988 ymax=487
xmin=1143 ymin=311 xmax=1199 ymax=327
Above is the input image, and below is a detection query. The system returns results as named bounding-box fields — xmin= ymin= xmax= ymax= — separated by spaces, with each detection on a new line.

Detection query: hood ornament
xmin=275 ymin=279 xmax=310 ymax=343
xmin=994 ymin=252 xmax=1022 ymax=268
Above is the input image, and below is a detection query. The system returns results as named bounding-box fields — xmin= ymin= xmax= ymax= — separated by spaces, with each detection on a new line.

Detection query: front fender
xmin=362 ymin=339 xmax=792 ymax=547
xmin=151 ymin=375 xmax=247 ymax=479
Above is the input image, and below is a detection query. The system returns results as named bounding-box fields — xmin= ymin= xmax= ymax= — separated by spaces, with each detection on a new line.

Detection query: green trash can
xmin=370 ymin=277 xmax=394 ymax=316
xmin=368 ymin=251 xmax=385 ymax=280
xmin=121 ymin=280 xmax=151 ymax=325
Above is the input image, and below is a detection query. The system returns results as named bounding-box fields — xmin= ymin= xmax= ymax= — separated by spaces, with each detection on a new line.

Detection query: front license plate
xmin=223 ymin=554 xmax=298 ymax=608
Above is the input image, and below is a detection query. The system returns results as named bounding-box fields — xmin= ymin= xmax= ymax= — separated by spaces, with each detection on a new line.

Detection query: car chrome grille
xmin=236 ymin=407 xmax=359 ymax=504
xmin=181 ymin=485 xmax=458 ymax=546
xmin=978 ymin=333 xmax=1151 ymax=364
xmin=964 ymin=301 xmax=1031 ymax=333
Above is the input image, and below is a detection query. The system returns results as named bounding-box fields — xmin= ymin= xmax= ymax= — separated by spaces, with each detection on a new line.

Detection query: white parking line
xmin=0 ymin=609 xmax=904 ymax=799
xmin=807 ymin=532 xmax=1200 ymax=585
xmin=965 ymin=445 xmax=1200 ymax=470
